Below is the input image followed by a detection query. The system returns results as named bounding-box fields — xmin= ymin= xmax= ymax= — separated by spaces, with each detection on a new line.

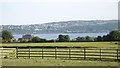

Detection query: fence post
xmin=29 ymin=47 xmax=31 ymax=59
xmin=42 ymin=47 xmax=44 ymax=59
xmin=69 ymin=48 xmax=71 ymax=59
xmin=16 ymin=47 xmax=18 ymax=59
xmin=55 ymin=47 xmax=57 ymax=59
xmin=117 ymin=49 xmax=119 ymax=61
xmin=100 ymin=48 xmax=102 ymax=60
xmin=84 ymin=48 xmax=86 ymax=60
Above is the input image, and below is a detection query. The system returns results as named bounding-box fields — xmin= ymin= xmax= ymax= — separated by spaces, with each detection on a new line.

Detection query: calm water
xmin=13 ymin=33 xmax=108 ymax=40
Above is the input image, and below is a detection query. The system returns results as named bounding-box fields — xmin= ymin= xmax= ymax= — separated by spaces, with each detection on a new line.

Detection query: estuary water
xmin=13 ymin=33 xmax=108 ymax=40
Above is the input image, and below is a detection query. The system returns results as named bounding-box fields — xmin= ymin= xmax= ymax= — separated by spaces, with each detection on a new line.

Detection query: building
xmin=22 ymin=34 xmax=33 ymax=41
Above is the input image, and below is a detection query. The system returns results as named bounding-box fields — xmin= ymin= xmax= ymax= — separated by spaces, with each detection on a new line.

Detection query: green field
xmin=1 ymin=42 xmax=119 ymax=48
xmin=2 ymin=59 xmax=118 ymax=66
xmin=1 ymin=42 xmax=119 ymax=66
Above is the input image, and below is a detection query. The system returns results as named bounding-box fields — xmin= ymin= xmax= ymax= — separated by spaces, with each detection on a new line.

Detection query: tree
xmin=64 ymin=35 xmax=70 ymax=42
xmin=58 ymin=35 xmax=70 ymax=42
xmin=96 ymin=36 xmax=103 ymax=41
xmin=18 ymin=38 xmax=28 ymax=43
xmin=103 ymin=35 xmax=110 ymax=41
xmin=32 ymin=36 xmax=46 ymax=43
xmin=102 ymin=30 xmax=120 ymax=41
xmin=2 ymin=30 xmax=13 ymax=42
xmin=85 ymin=36 xmax=94 ymax=41
xmin=76 ymin=37 xmax=85 ymax=41
xmin=32 ymin=36 xmax=41 ymax=43
xmin=108 ymin=30 xmax=120 ymax=41
xmin=58 ymin=35 xmax=64 ymax=42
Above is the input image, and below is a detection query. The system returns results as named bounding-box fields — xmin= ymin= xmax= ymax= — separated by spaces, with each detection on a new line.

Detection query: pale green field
xmin=1 ymin=42 xmax=119 ymax=66
xmin=1 ymin=42 xmax=119 ymax=48
xmin=2 ymin=59 xmax=118 ymax=66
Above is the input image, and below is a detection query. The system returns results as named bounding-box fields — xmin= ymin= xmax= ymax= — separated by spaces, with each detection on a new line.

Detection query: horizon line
xmin=1 ymin=19 xmax=118 ymax=25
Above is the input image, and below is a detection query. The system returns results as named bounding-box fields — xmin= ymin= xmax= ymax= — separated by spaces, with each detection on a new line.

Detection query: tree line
xmin=1 ymin=30 xmax=120 ymax=43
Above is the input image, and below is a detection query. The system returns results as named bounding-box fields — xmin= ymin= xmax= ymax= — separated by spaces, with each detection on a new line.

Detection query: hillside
xmin=1 ymin=20 xmax=118 ymax=34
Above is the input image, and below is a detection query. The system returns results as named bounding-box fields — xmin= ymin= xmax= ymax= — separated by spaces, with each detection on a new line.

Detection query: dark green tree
xmin=64 ymin=35 xmax=70 ymax=42
xmin=96 ymin=36 xmax=103 ymax=41
xmin=58 ymin=35 xmax=70 ymax=42
xmin=32 ymin=36 xmax=41 ymax=43
xmin=102 ymin=30 xmax=120 ymax=41
xmin=85 ymin=36 xmax=94 ymax=41
xmin=2 ymin=30 xmax=13 ymax=42
xmin=108 ymin=30 xmax=120 ymax=41
xmin=103 ymin=35 xmax=110 ymax=41
xmin=32 ymin=36 xmax=46 ymax=43
xmin=58 ymin=35 xmax=65 ymax=42
xmin=76 ymin=37 xmax=85 ymax=41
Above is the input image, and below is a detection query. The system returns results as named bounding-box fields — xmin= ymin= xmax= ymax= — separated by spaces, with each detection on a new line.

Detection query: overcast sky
xmin=0 ymin=0 xmax=119 ymax=25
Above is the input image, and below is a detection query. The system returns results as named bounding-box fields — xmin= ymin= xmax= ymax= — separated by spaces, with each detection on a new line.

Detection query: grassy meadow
xmin=1 ymin=42 xmax=119 ymax=48
xmin=2 ymin=59 xmax=118 ymax=66
xmin=1 ymin=42 xmax=119 ymax=66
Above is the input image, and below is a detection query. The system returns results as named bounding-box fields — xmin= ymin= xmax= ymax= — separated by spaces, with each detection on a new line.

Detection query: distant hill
xmin=1 ymin=20 xmax=118 ymax=34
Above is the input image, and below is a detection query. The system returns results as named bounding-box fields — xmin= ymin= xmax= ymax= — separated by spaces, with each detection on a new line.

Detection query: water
xmin=13 ymin=33 xmax=108 ymax=40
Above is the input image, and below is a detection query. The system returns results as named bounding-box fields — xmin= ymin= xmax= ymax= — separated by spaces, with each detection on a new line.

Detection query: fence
xmin=0 ymin=48 xmax=16 ymax=58
xmin=1 ymin=46 xmax=120 ymax=62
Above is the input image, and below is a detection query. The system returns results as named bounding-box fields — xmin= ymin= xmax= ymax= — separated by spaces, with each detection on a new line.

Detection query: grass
xmin=1 ymin=42 xmax=119 ymax=48
xmin=2 ymin=59 xmax=118 ymax=66
xmin=1 ymin=42 xmax=119 ymax=66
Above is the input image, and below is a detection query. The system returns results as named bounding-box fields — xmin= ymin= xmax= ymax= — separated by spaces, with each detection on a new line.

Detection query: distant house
xmin=22 ymin=34 xmax=33 ymax=41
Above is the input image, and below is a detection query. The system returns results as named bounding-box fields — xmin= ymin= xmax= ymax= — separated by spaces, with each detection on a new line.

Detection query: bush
xmin=31 ymin=36 xmax=46 ymax=43
xmin=58 ymin=35 xmax=70 ymax=42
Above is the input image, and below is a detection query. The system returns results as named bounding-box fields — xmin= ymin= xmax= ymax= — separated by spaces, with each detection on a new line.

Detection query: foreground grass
xmin=2 ymin=59 xmax=118 ymax=66
xmin=1 ymin=42 xmax=119 ymax=67
xmin=1 ymin=42 xmax=119 ymax=48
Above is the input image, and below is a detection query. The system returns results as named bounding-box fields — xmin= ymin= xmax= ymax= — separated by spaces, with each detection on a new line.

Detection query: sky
xmin=0 ymin=0 xmax=120 ymax=25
